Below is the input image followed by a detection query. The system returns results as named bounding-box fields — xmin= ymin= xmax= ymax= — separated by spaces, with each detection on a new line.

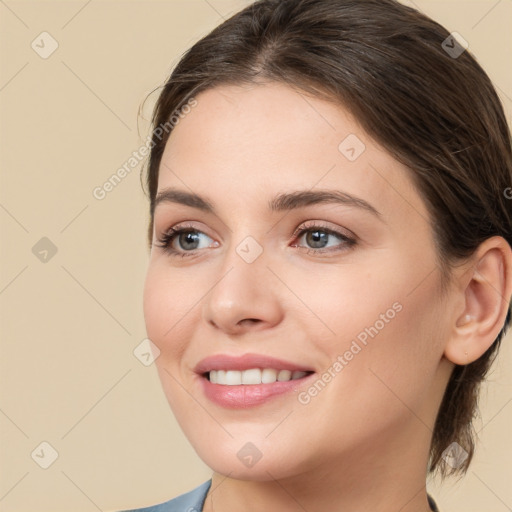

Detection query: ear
xmin=444 ymin=236 xmax=512 ymax=366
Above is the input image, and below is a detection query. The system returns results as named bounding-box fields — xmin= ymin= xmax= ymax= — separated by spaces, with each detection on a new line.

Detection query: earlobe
xmin=444 ymin=236 xmax=512 ymax=366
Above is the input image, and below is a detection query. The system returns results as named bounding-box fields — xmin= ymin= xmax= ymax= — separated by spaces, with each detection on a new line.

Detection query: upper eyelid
xmin=161 ymin=220 xmax=349 ymax=235
xmin=165 ymin=222 xmax=216 ymax=240
xmin=294 ymin=220 xmax=355 ymax=237
xmin=161 ymin=221 xmax=354 ymax=245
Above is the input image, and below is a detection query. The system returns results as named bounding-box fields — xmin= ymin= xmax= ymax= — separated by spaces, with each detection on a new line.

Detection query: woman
xmin=122 ymin=0 xmax=512 ymax=510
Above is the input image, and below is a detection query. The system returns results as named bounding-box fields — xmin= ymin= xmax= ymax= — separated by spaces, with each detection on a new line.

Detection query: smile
xmin=195 ymin=353 xmax=316 ymax=408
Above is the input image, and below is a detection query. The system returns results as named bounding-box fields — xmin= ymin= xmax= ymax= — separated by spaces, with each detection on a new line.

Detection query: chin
xmin=198 ymin=451 xmax=293 ymax=481
xmin=187 ymin=430 xmax=314 ymax=482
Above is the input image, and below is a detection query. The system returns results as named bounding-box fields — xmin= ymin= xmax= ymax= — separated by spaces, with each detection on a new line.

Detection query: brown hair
xmin=142 ymin=0 xmax=512 ymax=477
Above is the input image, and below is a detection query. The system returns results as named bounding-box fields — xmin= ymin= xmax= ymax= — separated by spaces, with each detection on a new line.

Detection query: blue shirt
xmin=120 ymin=479 xmax=440 ymax=511
xmin=119 ymin=480 xmax=212 ymax=512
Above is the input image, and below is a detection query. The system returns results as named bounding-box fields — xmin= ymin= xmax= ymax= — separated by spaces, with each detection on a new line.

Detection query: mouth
xmin=195 ymin=353 xmax=316 ymax=408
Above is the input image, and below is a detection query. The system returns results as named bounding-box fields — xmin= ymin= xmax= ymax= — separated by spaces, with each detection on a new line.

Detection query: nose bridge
xmin=216 ymin=222 xmax=269 ymax=282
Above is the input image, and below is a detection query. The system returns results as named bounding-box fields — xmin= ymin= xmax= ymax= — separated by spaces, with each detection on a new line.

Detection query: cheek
xmin=142 ymin=262 xmax=192 ymax=360
xmin=335 ymin=272 xmax=447 ymax=422
xmin=143 ymin=265 xmax=196 ymax=415
xmin=276 ymin=258 xmax=406 ymax=349
xmin=289 ymin=280 xmax=447 ymax=455
xmin=294 ymin=256 xmax=446 ymax=398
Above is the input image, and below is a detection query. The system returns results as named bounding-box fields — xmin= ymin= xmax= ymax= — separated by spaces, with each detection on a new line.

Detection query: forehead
xmin=157 ymin=82 xmax=430 ymax=225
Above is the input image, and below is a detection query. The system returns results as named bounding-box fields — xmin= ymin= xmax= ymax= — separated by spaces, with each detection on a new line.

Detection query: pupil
xmin=307 ymin=230 xmax=328 ymax=248
xmin=181 ymin=231 xmax=199 ymax=250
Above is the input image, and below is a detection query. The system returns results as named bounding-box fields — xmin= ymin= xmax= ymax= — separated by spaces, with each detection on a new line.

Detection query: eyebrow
xmin=153 ymin=187 xmax=382 ymax=218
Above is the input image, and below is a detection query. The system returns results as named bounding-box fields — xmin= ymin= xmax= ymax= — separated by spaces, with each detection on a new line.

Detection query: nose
xmin=202 ymin=244 xmax=284 ymax=336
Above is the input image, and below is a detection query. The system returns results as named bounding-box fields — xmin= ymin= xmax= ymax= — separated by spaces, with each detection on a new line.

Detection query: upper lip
xmin=194 ymin=353 xmax=314 ymax=374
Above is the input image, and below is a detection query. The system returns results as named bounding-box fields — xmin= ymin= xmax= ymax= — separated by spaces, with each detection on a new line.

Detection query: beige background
xmin=0 ymin=1 xmax=511 ymax=511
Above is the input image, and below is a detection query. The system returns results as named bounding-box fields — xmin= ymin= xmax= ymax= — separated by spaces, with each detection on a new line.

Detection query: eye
xmin=154 ymin=220 xmax=356 ymax=259
xmin=154 ymin=223 xmax=217 ymax=258
xmin=291 ymin=221 xmax=356 ymax=255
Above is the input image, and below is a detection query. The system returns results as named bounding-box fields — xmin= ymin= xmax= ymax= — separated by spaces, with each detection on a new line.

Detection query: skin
xmin=143 ymin=82 xmax=512 ymax=512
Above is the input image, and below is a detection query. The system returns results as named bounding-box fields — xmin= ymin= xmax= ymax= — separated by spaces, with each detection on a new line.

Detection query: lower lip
xmin=200 ymin=374 xmax=315 ymax=408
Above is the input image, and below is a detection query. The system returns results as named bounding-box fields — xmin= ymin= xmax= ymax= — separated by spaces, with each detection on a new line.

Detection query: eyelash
xmin=154 ymin=221 xmax=356 ymax=258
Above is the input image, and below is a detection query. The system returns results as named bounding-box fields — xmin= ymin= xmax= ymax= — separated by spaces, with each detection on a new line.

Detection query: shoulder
xmin=118 ymin=480 xmax=212 ymax=512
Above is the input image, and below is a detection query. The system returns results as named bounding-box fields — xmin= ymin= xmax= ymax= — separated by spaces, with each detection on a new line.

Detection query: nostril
xmin=239 ymin=318 xmax=261 ymax=326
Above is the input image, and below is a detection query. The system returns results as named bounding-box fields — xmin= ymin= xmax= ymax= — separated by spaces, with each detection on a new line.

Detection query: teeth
xmin=241 ymin=368 xmax=261 ymax=384
xmin=277 ymin=370 xmax=292 ymax=381
xmin=225 ymin=370 xmax=242 ymax=385
xmin=208 ymin=368 xmax=310 ymax=385
xmin=261 ymin=368 xmax=278 ymax=384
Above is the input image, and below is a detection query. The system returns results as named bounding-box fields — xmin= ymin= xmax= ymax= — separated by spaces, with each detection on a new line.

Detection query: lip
xmin=195 ymin=353 xmax=316 ymax=409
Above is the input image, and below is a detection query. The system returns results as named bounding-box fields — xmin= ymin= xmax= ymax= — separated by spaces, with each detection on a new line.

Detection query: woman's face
xmin=143 ymin=82 xmax=455 ymax=480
